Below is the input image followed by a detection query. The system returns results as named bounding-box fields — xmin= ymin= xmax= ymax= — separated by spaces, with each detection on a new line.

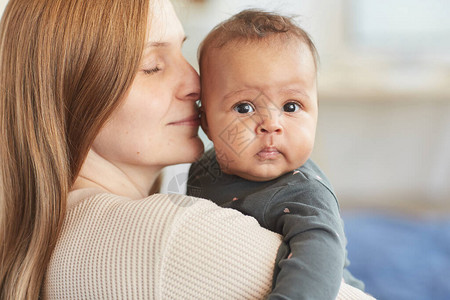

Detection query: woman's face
xmin=91 ymin=0 xmax=203 ymax=170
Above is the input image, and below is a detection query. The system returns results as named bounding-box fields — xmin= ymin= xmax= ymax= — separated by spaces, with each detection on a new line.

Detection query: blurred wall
xmin=0 ymin=0 xmax=6 ymax=15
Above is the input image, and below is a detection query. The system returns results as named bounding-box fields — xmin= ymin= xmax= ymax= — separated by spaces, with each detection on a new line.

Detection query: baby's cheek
xmin=214 ymin=146 xmax=236 ymax=175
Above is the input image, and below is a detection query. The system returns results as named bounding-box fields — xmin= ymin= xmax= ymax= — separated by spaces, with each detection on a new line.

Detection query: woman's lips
xmin=168 ymin=115 xmax=200 ymax=126
xmin=257 ymin=147 xmax=281 ymax=160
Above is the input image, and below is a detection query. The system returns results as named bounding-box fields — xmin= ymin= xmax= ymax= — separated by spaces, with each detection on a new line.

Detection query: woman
xmin=0 ymin=0 xmax=373 ymax=299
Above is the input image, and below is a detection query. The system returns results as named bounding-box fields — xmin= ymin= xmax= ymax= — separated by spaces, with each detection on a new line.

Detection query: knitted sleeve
xmin=161 ymin=195 xmax=282 ymax=299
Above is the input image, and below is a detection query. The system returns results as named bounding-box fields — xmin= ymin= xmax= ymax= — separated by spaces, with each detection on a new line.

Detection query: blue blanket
xmin=343 ymin=212 xmax=450 ymax=300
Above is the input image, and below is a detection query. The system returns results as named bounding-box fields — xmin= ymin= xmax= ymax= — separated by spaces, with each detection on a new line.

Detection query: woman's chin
xmin=176 ymin=137 xmax=205 ymax=164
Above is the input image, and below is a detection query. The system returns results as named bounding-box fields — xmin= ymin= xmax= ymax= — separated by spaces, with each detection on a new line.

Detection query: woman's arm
xmin=161 ymin=196 xmax=375 ymax=299
xmin=161 ymin=197 xmax=281 ymax=299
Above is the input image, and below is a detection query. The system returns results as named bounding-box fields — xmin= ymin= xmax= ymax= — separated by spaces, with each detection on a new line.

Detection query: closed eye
xmin=143 ymin=66 xmax=162 ymax=75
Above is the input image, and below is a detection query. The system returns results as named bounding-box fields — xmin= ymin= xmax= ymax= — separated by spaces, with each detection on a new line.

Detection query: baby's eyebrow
xmin=223 ymin=88 xmax=257 ymax=101
xmin=279 ymin=88 xmax=310 ymax=100
xmin=223 ymin=89 xmax=245 ymax=100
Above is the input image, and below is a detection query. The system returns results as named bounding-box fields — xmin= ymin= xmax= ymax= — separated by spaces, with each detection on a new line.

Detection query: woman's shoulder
xmin=63 ymin=190 xmax=225 ymax=241
xmin=66 ymin=188 xmax=216 ymax=220
xmin=45 ymin=191 xmax=230 ymax=298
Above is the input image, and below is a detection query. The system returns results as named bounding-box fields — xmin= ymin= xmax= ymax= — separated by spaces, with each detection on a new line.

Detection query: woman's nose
xmin=177 ymin=57 xmax=200 ymax=102
xmin=256 ymin=117 xmax=283 ymax=134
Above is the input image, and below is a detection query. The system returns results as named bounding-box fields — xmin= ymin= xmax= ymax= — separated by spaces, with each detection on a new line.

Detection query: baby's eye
xmin=233 ymin=102 xmax=255 ymax=114
xmin=283 ymin=102 xmax=301 ymax=113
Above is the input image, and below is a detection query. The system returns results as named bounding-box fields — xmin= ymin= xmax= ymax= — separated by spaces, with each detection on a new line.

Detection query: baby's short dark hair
xmin=198 ymin=9 xmax=319 ymax=69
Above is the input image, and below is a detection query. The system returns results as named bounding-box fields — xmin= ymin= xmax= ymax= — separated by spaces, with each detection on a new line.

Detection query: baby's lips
xmin=256 ymin=147 xmax=281 ymax=159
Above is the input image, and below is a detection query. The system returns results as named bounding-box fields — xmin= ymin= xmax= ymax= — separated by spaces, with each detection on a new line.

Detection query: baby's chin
xmin=226 ymin=166 xmax=289 ymax=182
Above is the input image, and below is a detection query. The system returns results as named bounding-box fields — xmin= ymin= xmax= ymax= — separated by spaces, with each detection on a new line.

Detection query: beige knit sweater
xmin=43 ymin=189 xmax=375 ymax=299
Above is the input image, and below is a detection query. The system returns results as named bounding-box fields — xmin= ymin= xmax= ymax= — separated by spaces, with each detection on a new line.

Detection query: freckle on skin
xmin=137 ymin=152 xmax=140 ymax=155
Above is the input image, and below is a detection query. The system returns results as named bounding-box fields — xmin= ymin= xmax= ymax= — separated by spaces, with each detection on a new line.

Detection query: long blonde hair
xmin=0 ymin=0 xmax=150 ymax=298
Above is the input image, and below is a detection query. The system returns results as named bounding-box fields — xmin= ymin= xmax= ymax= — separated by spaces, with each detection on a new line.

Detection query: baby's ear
xmin=199 ymin=105 xmax=210 ymax=139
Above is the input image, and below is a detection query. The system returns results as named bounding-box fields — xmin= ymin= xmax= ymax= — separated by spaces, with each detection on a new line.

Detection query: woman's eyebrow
xmin=145 ymin=41 xmax=169 ymax=48
xmin=145 ymin=36 xmax=187 ymax=49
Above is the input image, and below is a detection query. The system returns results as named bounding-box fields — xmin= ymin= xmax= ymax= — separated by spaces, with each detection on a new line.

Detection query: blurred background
xmin=1 ymin=0 xmax=448 ymax=299
xmin=165 ymin=0 xmax=450 ymax=211
xmin=164 ymin=1 xmax=450 ymax=299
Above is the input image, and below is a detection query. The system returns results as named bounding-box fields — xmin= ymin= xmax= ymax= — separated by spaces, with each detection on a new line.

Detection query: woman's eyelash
xmin=143 ymin=66 xmax=161 ymax=75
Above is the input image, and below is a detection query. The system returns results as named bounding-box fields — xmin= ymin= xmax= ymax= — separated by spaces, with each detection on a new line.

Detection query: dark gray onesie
xmin=187 ymin=149 xmax=364 ymax=300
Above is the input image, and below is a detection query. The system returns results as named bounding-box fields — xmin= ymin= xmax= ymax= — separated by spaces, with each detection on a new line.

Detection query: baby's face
xmin=201 ymin=39 xmax=318 ymax=181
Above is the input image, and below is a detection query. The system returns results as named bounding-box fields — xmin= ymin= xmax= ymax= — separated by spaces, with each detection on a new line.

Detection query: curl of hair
xmin=0 ymin=0 xmax=149 ymax=298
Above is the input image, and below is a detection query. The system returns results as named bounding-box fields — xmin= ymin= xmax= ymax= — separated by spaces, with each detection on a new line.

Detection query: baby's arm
xmin=193 ymin=179 xmax=347 ymax=299
xmin=248 ymin=180 xmax=346 ymax=299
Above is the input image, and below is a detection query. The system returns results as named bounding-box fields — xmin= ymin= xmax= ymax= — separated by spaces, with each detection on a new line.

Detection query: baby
xmin=187 ymin=9 xmax=364 ymax=299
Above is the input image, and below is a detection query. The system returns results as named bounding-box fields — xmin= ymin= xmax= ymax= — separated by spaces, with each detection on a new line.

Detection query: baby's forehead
xmin=203 ymin=37 xmax=316 ymax=67
xmin=243 ymin=37 xmax=312 ymax=55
